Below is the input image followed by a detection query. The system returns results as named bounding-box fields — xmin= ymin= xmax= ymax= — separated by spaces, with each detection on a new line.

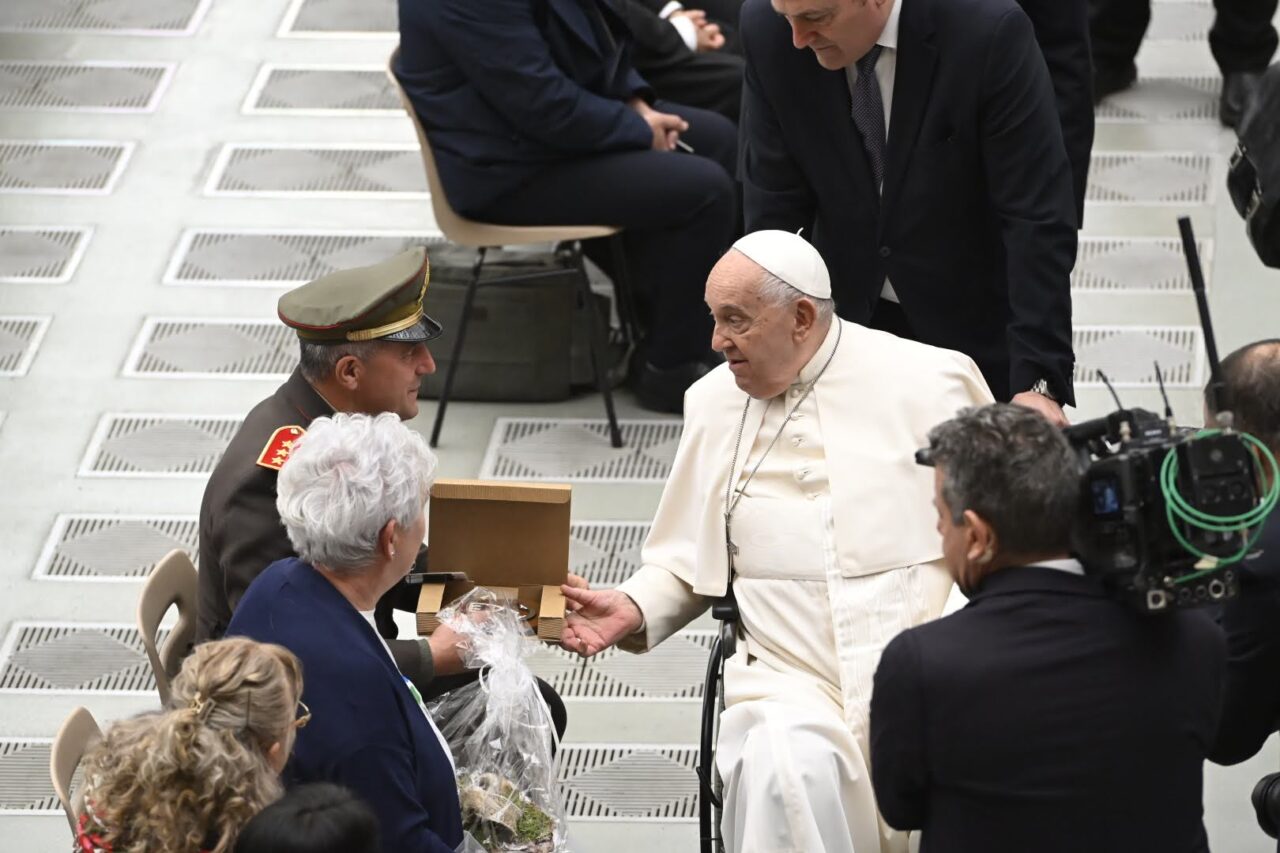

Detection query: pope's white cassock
xmin=616 ymin=235 xmax=994 ymax=853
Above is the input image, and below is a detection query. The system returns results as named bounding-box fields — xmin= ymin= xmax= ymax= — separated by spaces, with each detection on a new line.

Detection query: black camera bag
xmin=1227 ymin=63 xmax=1280 ymax=269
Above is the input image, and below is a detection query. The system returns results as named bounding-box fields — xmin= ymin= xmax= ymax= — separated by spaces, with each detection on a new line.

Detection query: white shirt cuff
xmin=669 ymin=14 xmax=698 ymax=51
xmin=658 ymin=1 xmax=684 ymax=18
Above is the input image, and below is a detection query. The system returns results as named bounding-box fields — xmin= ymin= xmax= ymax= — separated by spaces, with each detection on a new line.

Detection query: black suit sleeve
xmin=429 ymin=0 xmax=653 ymax=153
xmin=979 ymin=8 xmax=1078 ymax=404
xmin=1210 ymin=588 xmax=1280 ymax=765
xmin=1017 ymin=0 xmax=1094 ymax=224
xmin=738 ymin=15 xmax=817 ymax=233
xmin=618 ymin=0 xmax=689 ymax=56
xmin=870 ymin=630 xmax=929 ymax=830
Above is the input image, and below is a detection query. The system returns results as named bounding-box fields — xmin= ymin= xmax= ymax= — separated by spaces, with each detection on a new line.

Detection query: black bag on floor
xmin=417 ymin=244 xmax=615 ymax=402
xmin=1227 ymin=63 xmax=1280 ymax=269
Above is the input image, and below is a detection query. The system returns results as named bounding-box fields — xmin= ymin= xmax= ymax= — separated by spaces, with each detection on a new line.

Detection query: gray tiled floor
xmin=2 ymin=0 xmax=1280 ymax=850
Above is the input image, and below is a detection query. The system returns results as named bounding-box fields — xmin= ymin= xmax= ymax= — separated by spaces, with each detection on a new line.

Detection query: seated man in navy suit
xmin=396 ymin=0 xmax=739 ymax=412
xmin=871 ymin=404 xmax=1225 ymax=853
xmin=229 ymin=413 xmax=464 ymax=853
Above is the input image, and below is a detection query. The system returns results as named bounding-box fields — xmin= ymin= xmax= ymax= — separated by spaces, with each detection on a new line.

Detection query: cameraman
xmin=870 ymin=404 xmax=1225 ymax=852
xmin=1208 ymin=342 xmax=1280 ymax=781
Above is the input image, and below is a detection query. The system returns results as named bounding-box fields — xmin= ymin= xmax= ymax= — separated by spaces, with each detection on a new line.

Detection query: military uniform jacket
xmin=197 ymin=368 xmax=430 ymax=683
xmin=198 ymin=368 xmax=332 ymax=643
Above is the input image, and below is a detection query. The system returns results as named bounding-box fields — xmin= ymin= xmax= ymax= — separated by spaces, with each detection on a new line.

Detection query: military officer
xmin=196 ymin=248 xmax=567 ymax=733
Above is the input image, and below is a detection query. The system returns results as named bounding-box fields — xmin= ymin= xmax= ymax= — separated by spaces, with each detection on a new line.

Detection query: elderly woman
xmin=77 ymin=637 xmax=305 ymax=853
xmin=227 ymin=412 xmax=463 ymax=853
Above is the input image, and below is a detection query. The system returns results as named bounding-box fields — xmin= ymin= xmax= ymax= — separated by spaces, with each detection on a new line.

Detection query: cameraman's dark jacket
xmin=1211 ymin=513 xmax=1280 ymax=766
xmin=871 ymin=565 xmax=1225 ymax=853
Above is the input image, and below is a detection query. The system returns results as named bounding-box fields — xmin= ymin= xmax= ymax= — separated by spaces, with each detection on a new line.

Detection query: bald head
xmin=1208 ymin=339 xmax=1280 ymax=455
xmin=705 ymin=249 xmax=835 ymax=399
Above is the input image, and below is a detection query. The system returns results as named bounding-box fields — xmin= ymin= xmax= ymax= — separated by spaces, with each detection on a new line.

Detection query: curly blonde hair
xmin=80 ymin=637 xmax=304 ymax=853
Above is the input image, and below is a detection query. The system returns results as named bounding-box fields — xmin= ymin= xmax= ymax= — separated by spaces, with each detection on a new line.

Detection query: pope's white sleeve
xmin=615 ymin=392 xmax=712 ymax=652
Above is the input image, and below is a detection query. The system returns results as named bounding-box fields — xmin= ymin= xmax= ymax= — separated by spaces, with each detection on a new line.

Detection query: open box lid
xmin=427 ymin=479 xmax=571 ymax=587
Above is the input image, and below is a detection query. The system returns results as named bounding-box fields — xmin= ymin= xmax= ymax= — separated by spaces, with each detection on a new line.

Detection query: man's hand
xmin=673 ymin=9 xmax=725 ymax=51
xmin=629 ymin=98 xmax=688 ymax=151
xmin=695 ymin=21 xmax=725 ymax=51
xmin=1011 ymin=391 xmax=1068 ymax=426
xmin=427 ymin=623 xmax=468 ymax=676
xmin=559 ymin=586 xmax=644 ymax=657
xmin=564 ymin=572 xmax=589 ymax=612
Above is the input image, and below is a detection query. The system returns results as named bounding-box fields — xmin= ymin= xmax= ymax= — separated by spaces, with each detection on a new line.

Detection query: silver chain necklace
xmin=723 ymin=322 xmax=842 ymax=568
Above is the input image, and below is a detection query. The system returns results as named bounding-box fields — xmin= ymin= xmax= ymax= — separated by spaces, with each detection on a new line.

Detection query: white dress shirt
xmin=844 ymin=0 xmax=903 ymax=303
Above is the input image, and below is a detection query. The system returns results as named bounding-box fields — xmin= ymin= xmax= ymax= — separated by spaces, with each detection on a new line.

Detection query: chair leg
xmin=607 ymin=233 xmax=642 ymax=347
xmin=430 ymin=247 xmax=486 ymax=448
xmin=574 ymin=247 xmax=624 ymax=449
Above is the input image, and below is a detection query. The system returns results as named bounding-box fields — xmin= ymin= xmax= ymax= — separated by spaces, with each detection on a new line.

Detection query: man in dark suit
xmin=1208 ymin=341 xmax=1280 ymax=849
xmin=1091 ymin=0 xmax=1277 ymax=128
xmin=618 ymin=0 xmax=746 ymax=121
xmin=396 ymin=0 xmax=740 ymax=412
xmin=738 ymin=0 xmax=1079 ymax=419
xmin=871 ymin=404 xmax=1225 ymax=852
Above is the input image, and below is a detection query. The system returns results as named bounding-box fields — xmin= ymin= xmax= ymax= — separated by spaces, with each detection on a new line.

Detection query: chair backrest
xmin=136 ymin=549 xmax=198 ymax=705
xmin=385 ymin=47 xmax=490 ymax=247
xmin=50 ymin=706 xmax=103 ymax=834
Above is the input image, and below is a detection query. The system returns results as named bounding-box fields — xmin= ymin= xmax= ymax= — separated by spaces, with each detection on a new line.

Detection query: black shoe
xmin=1221 ymin=71 xmax=1262 ymax=129
xmin=633 ymin=359 xmax=712 ymax=414
xmin=1092 ymin=62 xmax=1137 ymax=105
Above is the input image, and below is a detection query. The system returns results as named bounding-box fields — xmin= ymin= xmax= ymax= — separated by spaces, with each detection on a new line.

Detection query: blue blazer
xmin=395 ymin=0 xmax=654 ymax=215
xmin=227 ymin=558 xmax=462 ymax=853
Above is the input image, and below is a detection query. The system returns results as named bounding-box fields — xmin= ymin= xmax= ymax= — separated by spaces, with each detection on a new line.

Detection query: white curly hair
xmin=275 ymin=412 xmax=437 ymax=571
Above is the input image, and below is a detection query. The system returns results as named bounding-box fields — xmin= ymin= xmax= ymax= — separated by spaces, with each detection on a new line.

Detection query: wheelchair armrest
xmin=711 ymin=592 xmax=739 ymax=623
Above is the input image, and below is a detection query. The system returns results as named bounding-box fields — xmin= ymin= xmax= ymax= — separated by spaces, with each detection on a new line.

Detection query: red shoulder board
xmin=256 ymin=426 xmax=305 ymax=471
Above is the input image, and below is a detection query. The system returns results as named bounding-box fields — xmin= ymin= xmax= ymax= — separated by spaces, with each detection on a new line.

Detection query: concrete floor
xmin=2 ymin=0 xmax=1280 ymax=849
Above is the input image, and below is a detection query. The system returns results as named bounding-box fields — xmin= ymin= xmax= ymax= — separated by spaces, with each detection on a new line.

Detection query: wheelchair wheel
xmin=698 ymin=614 xmax=736 ymax=853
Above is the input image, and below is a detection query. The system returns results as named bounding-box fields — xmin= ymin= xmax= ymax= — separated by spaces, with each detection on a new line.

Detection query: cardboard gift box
xmin=416 ymin=479 xmax=571 ymax=641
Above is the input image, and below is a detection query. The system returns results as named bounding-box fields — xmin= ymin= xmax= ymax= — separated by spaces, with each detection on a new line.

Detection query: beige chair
xmin=50 ymin=705 xmax=103 ymax=833
xmin=136 ymin=549 xmax=198 ymax=706
xmin=387 ymin=47 xmax=637 ymax=449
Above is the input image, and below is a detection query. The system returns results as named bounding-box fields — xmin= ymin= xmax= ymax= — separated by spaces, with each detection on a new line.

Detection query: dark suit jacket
xmin=617 ymin=0 xmax=744 ymax=120
xmin=228 ymin=559 xmax=463 ymax=853
xmin=1017 ymin=0 xmax=1094 ymax=223
xmin=739 ymin=0 xmax=1078 ymax=403
xmin=1211 ymin=513 xmax=1280 ymax=766
xmin=197 ymin=369 xmax=430 ymax=683
xmin=870 ymin=567 xmax=1225 ymax=853
xmin=396 ymin=0 xmax=655 ymax=216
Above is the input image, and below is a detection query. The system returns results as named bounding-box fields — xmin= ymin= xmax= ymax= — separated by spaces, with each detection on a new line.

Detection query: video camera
xmin=1066 ymin=218 xmax=1278 ymax=613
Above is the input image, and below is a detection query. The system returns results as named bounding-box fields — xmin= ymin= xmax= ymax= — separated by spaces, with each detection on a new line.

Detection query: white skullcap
xmin=731 ymin=230 xmax=831 ymax=300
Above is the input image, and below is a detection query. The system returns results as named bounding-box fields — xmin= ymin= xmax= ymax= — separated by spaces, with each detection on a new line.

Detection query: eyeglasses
xmin=294 ymin=700 xmax=311 ymax=729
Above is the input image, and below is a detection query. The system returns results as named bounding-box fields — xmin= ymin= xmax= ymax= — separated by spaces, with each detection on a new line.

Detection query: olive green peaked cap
xmin=277 ymin=247 xmax=443 ymax=343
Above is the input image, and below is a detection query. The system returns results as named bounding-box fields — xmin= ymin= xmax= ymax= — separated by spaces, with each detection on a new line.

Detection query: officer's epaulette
xmin=256 ymin=426 xmax=306 ymax=471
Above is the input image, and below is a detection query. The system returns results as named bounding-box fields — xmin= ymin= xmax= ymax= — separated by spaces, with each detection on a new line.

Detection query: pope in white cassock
xmin=560 ymin=231 xmax=994 ymax=853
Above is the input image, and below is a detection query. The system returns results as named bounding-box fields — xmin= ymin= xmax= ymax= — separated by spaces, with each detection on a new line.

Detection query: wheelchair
xmin=698 ymin=592 xmax=739 ymax=853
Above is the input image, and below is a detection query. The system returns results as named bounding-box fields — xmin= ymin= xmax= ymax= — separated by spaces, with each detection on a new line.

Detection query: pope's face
xmin=706 ymin=252 xmax=817 ymax=400
xmin=772 ymin=0 xmax=891 ymax=71
xmin=349 ymin=341 xmax=436 ymax=421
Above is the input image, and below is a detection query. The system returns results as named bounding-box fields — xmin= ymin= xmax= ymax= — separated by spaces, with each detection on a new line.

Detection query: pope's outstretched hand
xmin=559 ymin=586 xmax=644 ymax=658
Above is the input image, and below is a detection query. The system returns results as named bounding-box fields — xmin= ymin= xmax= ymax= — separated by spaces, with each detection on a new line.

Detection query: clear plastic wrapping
xmin=429 ymin=589 xmax=568 ymax=853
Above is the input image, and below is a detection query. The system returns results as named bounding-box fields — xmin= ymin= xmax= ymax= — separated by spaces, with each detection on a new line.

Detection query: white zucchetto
xmin=731 ymin=230 xmax=832 ymax=300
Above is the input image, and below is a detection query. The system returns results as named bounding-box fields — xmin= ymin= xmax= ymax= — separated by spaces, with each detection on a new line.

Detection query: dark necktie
xmin=851 ymin=44 xmax=887 ymax=190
